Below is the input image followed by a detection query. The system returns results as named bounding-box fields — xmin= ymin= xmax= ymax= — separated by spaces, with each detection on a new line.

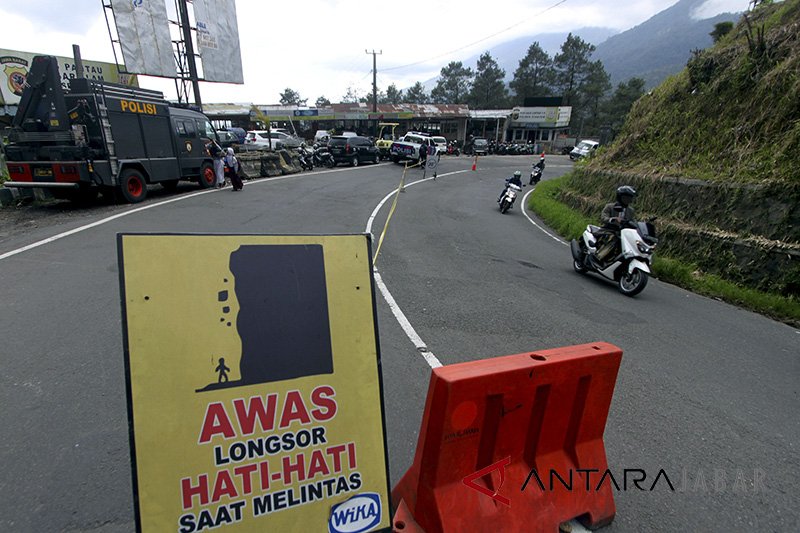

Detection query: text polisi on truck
xmin=3 ymin=55 xmax=223 ymax=203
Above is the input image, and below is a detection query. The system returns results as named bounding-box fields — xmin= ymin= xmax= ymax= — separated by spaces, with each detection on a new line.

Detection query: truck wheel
xmin=198 ymin=162 xmax=216 ymax=189
xmin=119 ymin=169 xmax=148 ymax=203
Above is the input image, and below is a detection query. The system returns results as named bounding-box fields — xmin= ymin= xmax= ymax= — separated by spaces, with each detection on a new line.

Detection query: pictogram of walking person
xmin=215 ymin=357 xmax=231 ymax=383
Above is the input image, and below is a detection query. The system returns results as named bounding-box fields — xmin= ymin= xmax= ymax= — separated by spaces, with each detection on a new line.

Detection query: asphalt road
xmin=0 ymin=155 xmax=797 ymax=532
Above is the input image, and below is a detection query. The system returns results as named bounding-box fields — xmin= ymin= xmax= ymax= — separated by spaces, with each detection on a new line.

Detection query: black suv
xmin=328 ymin=136 xmax=380 ymax=166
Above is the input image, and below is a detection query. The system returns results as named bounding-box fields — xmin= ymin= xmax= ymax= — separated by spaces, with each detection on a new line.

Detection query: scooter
xmin=529 ymin=166 xmax=542 ymax=185
xmin=570 ymin=215 xmax=658 ymax=296
xmin=297 ymin=145 xmax=314 ymax=171
xmin=312 ymin=145 xmax=335 ymax=168
xmin=498 ymin=183 xmax=524 ymax=214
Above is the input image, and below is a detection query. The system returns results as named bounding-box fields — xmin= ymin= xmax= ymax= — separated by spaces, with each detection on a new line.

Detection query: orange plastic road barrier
xmin=392 ymin=342 xmax=622 ymax=533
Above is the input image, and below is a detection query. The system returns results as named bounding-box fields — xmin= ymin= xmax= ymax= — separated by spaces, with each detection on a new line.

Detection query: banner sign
xmin=509 ymin=106 xmax=572 ymax=128
xmin=110 ymin=0 xmax=177 ymax=78
xmin=118 ymin=234 xmax=391 ymax=533
xmin=0 ymin=49 xmax=138 ymax=106
xmin=193 ymin=0 xmax=245 ymax=84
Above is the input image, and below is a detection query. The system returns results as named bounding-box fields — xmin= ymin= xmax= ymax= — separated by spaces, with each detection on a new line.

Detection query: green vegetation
xmin=592 ymin=0 xmax=800 ymax=184
xmin=0 ymin=150 xmax=8 ymax=183
xmin=529 ymin=176 xmax=800 ymax=326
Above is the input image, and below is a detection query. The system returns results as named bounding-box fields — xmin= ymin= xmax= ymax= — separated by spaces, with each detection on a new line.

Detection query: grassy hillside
xmin=591 ymin=0 xmax=800 ymax=184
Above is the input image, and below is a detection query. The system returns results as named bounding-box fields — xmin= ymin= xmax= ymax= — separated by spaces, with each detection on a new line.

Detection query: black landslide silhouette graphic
xmin=197 ymin=244 xmax=334 ymax=392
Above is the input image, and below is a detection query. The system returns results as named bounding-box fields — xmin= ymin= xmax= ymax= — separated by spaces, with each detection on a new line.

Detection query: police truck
xmin=3 ymin=55 xmax=221 ymax=203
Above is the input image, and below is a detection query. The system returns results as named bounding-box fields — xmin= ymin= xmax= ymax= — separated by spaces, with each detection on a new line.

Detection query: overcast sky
xmin=0 ymin=0 xmax=751 ymax=105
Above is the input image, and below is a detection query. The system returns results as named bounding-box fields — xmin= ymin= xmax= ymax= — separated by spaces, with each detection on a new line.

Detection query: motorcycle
xmin=446 ymin=141 xmax=460 ymax=156
xmin=498 ymin=183 xmax=524 ymax=214
xmin=570 ymin=214 xmax=659 ymax=296
xmin=312 ymin=144 xmax=335 ymax=168
xmin=297 ymin=145 xmax=314 ymax=171
xmin=529 ymin=165 xmax=542 ymax=185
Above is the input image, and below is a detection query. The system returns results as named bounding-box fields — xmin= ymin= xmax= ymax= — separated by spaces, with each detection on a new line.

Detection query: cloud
xmin=692 ymin=0 xmax=751 ymax=19
xmin=0 ymin=0 xmax=757 ymax=104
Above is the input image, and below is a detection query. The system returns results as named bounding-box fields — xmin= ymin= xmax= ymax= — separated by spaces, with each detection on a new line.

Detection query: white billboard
xmin=193 ymin=0 xmax=244 ymax=83
xmin=110 ymin=0 xmax=177 ymax=78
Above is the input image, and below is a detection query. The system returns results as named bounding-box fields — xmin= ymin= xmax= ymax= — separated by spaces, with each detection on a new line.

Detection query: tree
xmin=341 ymin=86 xmax=363 ymax=103
xmin=710 ymin=21 xmax=734 ymax=43
xmin=279 ymin=88 xmax=306 ymax=106
xmin=552 ymin=33 xmax=596 ymax=106
xmin=601 ymin=77 xmax=646 ymax=132
xmin=579 ymin=60 xmax=611 ymax=135
xmin=405 ymin=82 xmax=428 ymax=104
xmin=360 ymin=90 xmax=385 ymax=104
xmin=467 ymin=52 xmax=508 ymax=109
xmin=383 ymin=84 xmax=404 ymax=104
xmin=509 ymin=42 xmax=554 ymax=102
xmin=315 ymin=96 xmax=331 ymax=107
xmin=430 ymin=61 xmax=473 ymax=104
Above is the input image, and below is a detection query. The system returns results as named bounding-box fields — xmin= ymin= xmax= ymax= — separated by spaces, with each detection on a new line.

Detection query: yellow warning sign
xmin=117 ymin=234 xmax=390 ymax=533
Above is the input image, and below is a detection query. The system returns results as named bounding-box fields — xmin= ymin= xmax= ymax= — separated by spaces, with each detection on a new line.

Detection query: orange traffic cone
xmin=471 ymin=155 xmax=477 ymax=171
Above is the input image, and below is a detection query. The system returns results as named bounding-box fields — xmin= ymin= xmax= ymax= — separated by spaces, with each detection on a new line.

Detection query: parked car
xmin=217 ymin=130 xmax=239 ymax=149
xmin=431 ymin=136 xmax=448 ymax=153
xmin=314 ymin=130 xmax=330 ymax=144
xmin=569 ymin=140 xmax=599 ymax=160
xmin=464 ymin=137 xmax=489 ymax=156
xmin=244 ymin=130 xmax=302 ymax=150
xmin=223 ymin=127 xmax=246 ymax=144
xmin=327 ymin=135 xmax=380 ymax=166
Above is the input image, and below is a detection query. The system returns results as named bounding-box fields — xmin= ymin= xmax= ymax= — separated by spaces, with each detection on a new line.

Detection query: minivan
xmin=570 ymin=140 xmax=599 ymax=160
xmin=327 ymin=136 xmax=380 ymax=166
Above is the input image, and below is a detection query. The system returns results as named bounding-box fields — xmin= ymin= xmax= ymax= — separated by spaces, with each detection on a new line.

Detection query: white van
xmin=314 ymin=130 xmax=330 ymax=144
xmin=569 ymin=140 xmax=599 ymax=160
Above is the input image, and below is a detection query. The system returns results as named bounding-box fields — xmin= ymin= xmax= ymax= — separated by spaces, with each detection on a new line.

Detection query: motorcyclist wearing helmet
xmin=596 ymin=185 xmax=637 ymax=261
xmin=498 ymin=170 xmax=524 ymax=202
xmin=530 ymin=153 xmax=545 ymax=184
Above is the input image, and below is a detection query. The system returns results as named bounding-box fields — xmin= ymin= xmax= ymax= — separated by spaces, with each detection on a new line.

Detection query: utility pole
xmin=366 ymin=49 xmax=382 ymax=137
xmin=178 ymin=0 xmax=202 ymax=109
xmin=365 ymin=49 xmax=382 ymax=113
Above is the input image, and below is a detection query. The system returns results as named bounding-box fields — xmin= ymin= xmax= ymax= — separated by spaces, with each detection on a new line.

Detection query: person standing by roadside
xmin=224 ymin=148 xmax=243 ymax=191
xmin=204 ymin=138 xmax=225 ymax=188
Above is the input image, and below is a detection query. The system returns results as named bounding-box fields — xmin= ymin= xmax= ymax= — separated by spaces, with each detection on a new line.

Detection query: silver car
xmin=244 ymin=130 xmax=302 ymax=150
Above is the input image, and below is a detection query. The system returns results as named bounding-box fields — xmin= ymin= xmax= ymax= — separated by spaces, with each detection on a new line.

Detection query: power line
xmin=382 ymin=0 xmax=569 ymax=72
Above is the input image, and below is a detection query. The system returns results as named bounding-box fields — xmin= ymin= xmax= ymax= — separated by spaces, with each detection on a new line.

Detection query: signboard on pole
xmin=425 ymin=155 xmax=438 ymax=176
xmin=118 ymin=234 xmax=391 ymax=533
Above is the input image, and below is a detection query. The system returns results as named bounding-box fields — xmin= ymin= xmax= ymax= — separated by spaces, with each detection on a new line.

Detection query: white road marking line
xmin=366 ymin=169 xmax=468 ymax=369
xmin=0 ymin=170 xmax=338 ymax=262
xmin=521 ymin=188 xmax=569 ymax=246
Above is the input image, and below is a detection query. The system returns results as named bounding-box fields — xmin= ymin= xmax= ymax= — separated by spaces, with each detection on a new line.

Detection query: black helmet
xmin=616 ymin=185 xmax=637 ymax=206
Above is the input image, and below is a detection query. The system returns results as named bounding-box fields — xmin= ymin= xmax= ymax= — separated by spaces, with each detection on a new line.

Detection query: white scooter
xmin=529 ymin=166 xmax=542 ymax=185
xmin=570 ymin=215 xmax=658 ymax=296
xmin=498 ymin=183 xmax=523 ymax=214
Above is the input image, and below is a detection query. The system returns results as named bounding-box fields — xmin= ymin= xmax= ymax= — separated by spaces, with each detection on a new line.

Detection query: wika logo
xmin=328 ymin=493 xmax=382 ymax=533
xmin=462 ymin=456 xmax=511 ymax=506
